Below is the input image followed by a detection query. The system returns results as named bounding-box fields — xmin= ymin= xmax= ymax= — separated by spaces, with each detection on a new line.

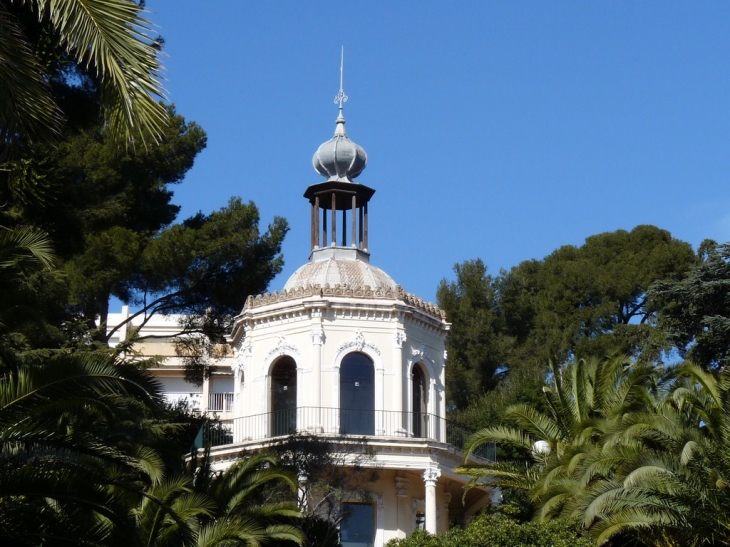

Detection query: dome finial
xmin=312 ymin=47 xmax=368 ymax=182
xmin=334 ymin=46 xmax=347 ymax=136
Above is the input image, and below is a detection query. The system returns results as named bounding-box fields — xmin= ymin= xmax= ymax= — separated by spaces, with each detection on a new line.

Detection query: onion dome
xmin=312 ymin=112 xmax=368 ymax=182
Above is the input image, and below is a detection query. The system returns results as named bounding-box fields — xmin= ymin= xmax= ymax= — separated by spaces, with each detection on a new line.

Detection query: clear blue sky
xmin=146 ymin=1 xmax=730 ymax=304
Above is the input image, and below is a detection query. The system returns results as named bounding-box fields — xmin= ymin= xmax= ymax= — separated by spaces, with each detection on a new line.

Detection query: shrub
xmin=385 ymin=513 xmax=594 ymax=547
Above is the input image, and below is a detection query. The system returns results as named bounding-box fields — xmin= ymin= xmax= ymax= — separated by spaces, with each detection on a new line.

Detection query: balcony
xmin=199 ymin=407 xmax=496 ymax=461
xmin=208 ymin=392 xmax=234 ymax=412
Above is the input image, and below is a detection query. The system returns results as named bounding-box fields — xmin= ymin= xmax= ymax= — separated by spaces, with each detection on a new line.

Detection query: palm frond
xmin=34 ymin=0 xmax=169 ymax=143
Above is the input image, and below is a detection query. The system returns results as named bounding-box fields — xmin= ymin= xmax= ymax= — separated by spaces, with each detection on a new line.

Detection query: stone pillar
xmin=422 ymin=467 xmax=441 ymax=534
xmin=310 ymin=327 xmax=324 ymax=407
xmin=395 ymin=476 xmax=410 ymax=539
xmin=442 ymin=492 xmax=452 ymax=532
xmin=310 ymin=326 xmax=324 ymax=430
xmin=394 ymin=330 xmax=406 ymax=429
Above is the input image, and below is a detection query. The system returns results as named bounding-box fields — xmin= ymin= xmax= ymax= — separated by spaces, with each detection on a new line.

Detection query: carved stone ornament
xmin=412 ymin=342 xmax=434 ymax=364
xmin=310 ymin=328 xmax=325 ymax=345
xmin=394 ymin=331 xmax=407 ymax=348
xmin=336 ymin=329 xmax=380 ymax=355
xmin=444 ymin=492 xmax=452 ymax=505
xmin=232 ymin=338 xmax=251 ymax=379
xmin=232 ymin=350 xmax=245 ymax=379
xmin=422 ymin=467 xmax=441 ymax=485
xmin=395 ymin=477 xmax=410 ymax=497
xmin=266 ymin=335 xmax=300 ymax=360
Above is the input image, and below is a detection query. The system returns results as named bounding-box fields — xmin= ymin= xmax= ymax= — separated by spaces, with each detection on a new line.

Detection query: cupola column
xmin=331 ymin=193 xmax=337 ymax=246
xmin=351 ymin=195 xmax=356 ymax=247
xmin=363 ymin=202 xmax=369 ymax=251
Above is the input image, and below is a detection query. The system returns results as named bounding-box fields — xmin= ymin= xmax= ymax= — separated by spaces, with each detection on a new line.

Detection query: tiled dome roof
xmin=283 ymin=257 xmax=396 ymax=292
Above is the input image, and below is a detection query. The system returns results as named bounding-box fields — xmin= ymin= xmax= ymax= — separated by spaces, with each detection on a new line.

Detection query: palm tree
xmin=0 ymin=225 xmax=53 ymax=335
xmin=123 ymin=451 xmax=305 ymax=547
xmin=461 ymin=356 xmax=730 ymax=546
xmin=0 ymin=352 xmax=167 ymax=545
xmin=0 ymin=0 xmax=168 ymax=154
xmin=581 ymin=363 xmax=730 ymax=546
xmin=196 ymin=451 xmax=305 ymax=546
xmin=458 ymin=354 xmax=661 ymax=523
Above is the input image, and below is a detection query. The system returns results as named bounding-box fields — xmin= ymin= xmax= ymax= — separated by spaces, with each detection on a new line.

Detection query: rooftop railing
xmin=199 ymin=407 xmax=495 ymax=461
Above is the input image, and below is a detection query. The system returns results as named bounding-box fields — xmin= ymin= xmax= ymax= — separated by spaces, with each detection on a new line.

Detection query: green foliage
xmin=437 ymin=259 xmax=513 ymax=409
xmin=385 ymin=513 xmax=593 ymax=547
xmin=650 ymin=240 xmax=730 ymax=369
xmin=458 ymin=354 xmax=662 ymax=524
xmin=458 ymin=355 xmax=730 ymax=546
xmin=0 ymin=0 xmax=168 ymax=157
xmin=439 ymin=226 xmax=696 ymax=420
xmin=500 ymin=225 xmax=696 ymax=364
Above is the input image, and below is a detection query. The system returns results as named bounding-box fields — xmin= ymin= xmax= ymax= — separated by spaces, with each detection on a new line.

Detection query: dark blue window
xmin=340 ymin=353 xmax=374 ymax=435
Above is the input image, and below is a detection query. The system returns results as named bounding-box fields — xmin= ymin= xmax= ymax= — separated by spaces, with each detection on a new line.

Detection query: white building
xmin=109 ymin=90 xmax=495 ymax=546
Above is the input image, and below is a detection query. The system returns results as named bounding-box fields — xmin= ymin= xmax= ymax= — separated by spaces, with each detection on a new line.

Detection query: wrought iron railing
xmin=198 ymin=407 xmax=495 ymax=461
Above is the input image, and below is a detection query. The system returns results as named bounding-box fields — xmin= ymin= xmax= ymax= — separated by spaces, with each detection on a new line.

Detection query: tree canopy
xmin=650 ymin=240 xmax=730 ymax=369
xmin=438 ymin=225 xmax=697 ymax=414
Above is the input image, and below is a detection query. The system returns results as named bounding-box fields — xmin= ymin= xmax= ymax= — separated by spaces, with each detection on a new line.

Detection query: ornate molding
xmin=244 ymin=283 xmax=447 ymax=321
xmin=266 ymin=335 xmax=300 ymax=360
xmin=233 ymin=354 xmax=245 ymax=380
xmin=394 ymin=331 xmax=407 ymax=348
xmin=422 ymin=467 xmax=441 ymax=485
xmin=336 ymin=330 xmax=380 ymax=355
xmin=395 ymin=477 xmax=410 ymax=497
xmin=233 ymin=339 xmax=252 ymax=380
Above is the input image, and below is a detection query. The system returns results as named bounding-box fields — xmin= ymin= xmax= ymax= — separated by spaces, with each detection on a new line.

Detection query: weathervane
xmin=334 ymin=46 xmax=348 ymax=112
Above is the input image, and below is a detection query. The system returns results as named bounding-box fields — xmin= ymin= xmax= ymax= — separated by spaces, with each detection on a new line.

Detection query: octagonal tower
xmin=210 ymin=73 xmax=494 ymax=545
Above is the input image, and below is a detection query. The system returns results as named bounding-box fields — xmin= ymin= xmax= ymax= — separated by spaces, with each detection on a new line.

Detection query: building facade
xmin=109 ymin=90 xmax=495 ymax=546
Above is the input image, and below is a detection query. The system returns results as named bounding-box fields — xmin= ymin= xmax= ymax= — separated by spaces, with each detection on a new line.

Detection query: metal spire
xmin=334 ymin=46 xmax=348 ymax=114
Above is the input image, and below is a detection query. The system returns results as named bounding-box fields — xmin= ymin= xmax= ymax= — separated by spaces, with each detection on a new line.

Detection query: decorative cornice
xmin=244 ymin=283 xmax=447 ymax=321
xmin=336 ymin=330 xmax=380 ymax=355
xmin=266 ymin=335 xmax=300 ymax=360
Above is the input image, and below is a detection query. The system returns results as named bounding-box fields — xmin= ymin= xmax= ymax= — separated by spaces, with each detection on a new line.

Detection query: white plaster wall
xmin=235 ymin=296 xmax=448 ymax=423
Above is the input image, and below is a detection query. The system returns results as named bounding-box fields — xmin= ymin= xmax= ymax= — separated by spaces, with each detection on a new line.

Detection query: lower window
xmin=341 ymin=503 xmax=374 ymax=547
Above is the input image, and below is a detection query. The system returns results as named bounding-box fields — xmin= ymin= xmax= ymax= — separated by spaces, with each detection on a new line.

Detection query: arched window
xmin=412 ymin=363 xmax=428 ymax=438
xmin=270 ymin=357 xmax=297 ymax=436
xmin=340 ymin=352 xmax=374 ymax=435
